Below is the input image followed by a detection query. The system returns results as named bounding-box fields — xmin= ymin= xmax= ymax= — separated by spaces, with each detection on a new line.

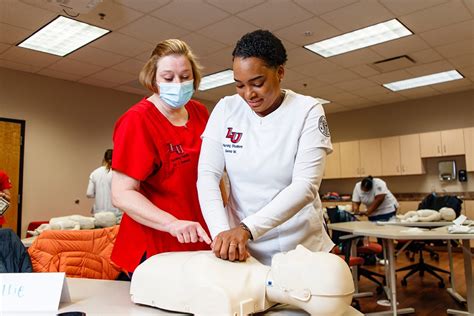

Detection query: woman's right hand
xmin=166 ymin=220 xmax=212 ymax=245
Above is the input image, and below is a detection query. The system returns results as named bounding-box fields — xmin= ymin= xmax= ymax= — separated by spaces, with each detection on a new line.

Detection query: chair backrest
xmin=0 ymin=228 xmax=33 ymax=273
xmin=327 ymin=206 xmax=357 ymax=246
xmin=418 ymin=193 xmax=463 ymax=217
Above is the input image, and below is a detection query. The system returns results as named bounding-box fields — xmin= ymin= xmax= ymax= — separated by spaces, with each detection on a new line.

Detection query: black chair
xmin=396 ymin=194 xmax=462 ymax=288
xmin=0 ymin=228 xmax=33 ymax=273
xmin=327 ymin=207 xmax=386 ymax=294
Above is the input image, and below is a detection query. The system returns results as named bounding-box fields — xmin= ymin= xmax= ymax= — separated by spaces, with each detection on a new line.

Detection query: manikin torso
xmin=130 ymin=246 xmax=355 ymax=316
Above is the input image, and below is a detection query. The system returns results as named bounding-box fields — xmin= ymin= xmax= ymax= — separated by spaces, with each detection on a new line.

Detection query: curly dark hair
xmin=232 ymin=30 xmax=287 ymax=68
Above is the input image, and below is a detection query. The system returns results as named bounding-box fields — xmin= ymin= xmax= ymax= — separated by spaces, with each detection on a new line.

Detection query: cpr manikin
xmin=397 ymin=207 xmax=456 ymax=223
xmin=130 ymin=245 xmax=355 ymax=316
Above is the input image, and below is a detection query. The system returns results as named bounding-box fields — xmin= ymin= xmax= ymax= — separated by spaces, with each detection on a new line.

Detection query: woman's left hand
xmin=212 ymin=226 xmax=250 ymax=262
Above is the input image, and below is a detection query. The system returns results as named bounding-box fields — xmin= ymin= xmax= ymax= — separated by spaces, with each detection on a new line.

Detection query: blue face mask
xmin=158 ymin=80 xmax=194 ymax=109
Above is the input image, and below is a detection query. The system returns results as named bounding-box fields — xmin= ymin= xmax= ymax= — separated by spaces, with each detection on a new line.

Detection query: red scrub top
xmin=111 ymin=98 xmax=211 ymax=272
xmin=0 ymin=170 xmax=12 ymax=225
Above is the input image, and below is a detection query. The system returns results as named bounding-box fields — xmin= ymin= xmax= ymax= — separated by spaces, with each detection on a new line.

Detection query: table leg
xmin=447 ymin=239 xmax=473 ymax=316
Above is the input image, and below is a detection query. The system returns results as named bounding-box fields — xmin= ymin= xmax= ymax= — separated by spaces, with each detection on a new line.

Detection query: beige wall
xmin=0 ymin=67 xmax=141 ymax=235
xmin=321 ymin=90 xmax=474 ymax=195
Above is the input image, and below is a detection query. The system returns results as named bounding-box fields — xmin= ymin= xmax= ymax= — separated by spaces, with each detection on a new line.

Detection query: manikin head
xmin=268 ymin=245 xmax=355 ymax=316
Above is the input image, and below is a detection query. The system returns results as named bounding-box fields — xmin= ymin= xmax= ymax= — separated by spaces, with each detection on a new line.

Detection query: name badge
xmin=0 ymin=272 xmax=70 ymax=312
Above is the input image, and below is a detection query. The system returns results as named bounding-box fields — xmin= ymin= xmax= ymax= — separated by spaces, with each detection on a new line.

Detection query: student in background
xmin=0 ymin=169 xmax=12 ymax=228
xmin=197 ymin=30 xmax=334 ymax=265
xmin=111 ymin=39 xmax=211 ymax=275
xmin=86 ymin=149 xmax=121 ymax=218
xmin=352 ymin=176 xmax=398 ymax=221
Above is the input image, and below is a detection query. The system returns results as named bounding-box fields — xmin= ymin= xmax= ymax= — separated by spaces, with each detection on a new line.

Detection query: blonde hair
xmin=139 ymin=39 xmax=202 ymax=93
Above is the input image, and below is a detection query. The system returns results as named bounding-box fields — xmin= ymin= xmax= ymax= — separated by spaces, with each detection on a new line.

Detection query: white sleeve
xmin=86 ymin=174 xmax=95 ymax=198
xmin=241 ymin=106 xmax=328 ymax=240
xmin=197 ymin=100 xmax=230 ymax=239
xmin=352 ymin=185 xmax=360 ymax=203
xmin=375 ymin=179 xmax=389 ymax=196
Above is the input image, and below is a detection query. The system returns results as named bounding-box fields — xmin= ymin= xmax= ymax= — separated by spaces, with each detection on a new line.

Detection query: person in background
xmin=86 ymin=149 xmax=121 ymax=218
xmin=111 ymin=39 xmax=211 ymax=275
xmin=197 ymin=30 xmax=334 ymax=265
xmin=352 ymin=176 xmax=398 ymax=221
xmin=0 ymin=169 xmax=12 ymax=228
xmin=352 ymin=175 xmax=398 ymax=264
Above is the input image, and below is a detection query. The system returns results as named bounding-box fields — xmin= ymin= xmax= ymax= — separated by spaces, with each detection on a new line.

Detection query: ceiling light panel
xmin=304 ymin=19 xmax=412 ymax=58
xmin=199 ymin=69 xmax=234 ymax=91
xmin=18 ymin=16 xmax=110 ymax=57
xmin=383 ymin=70 xmax=463 ymax=91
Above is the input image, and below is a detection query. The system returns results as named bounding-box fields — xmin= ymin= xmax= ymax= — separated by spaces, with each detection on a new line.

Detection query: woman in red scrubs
xmin=111 ymin=39 xmax=211 ymax=274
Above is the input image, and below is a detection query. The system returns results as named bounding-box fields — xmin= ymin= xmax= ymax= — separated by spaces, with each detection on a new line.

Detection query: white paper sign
xmin=0 ymin=272 xmax=70 ymax=312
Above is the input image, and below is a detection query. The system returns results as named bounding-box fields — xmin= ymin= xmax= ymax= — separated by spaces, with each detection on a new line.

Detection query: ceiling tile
xmin=334 ymin=78 xmax=378 ymax=92
xmin=237 ymin=0 xmax=313 ymax=31
xmin=435 ymin=39 xmax=474 ymax=58
xmin=366 ymin=92 xmax=407 ymax=103
xmin=324 ymin=102 xmax=349 ymax=114
xmin=37 ymin=68 xmax=84 ymax=82
xmin=0 ymin=23 xmax=32 ymax=45
xmin=200 ymin=62 xmax=227 ymax=76
xmin=87 ymin=68 xmax=136 ymax=84
xmin=135 ymin=51 xmax=151 ymax=62
xmin=0 ymin=46 xmax=60 ymax=67
xmin=370 ymin=35 xmax=430 ymax=59
xmin=151 ymin=0 xmax=229 ymax=31
xmin=368 ymin=69 xmax=412 ymax=84
xmin=90 ymin=32 xmax=154 ymax=57
xmin=79 ymin=77 xmax=119 ymax=88
xmin=0 ymin=59 xmax=42 ymax=73
xmin=282 ymin=68 xmax=307 ymax=83
xmin=379 ymin=0 xmax=448 ymax=16
xmin=405 ymin=60 xmax=454 ymax=77
xmin=448 ymin=54 xmax=474 ymax=68
xmin=410 ymin=48 xmax=443 ymax=64
xmin=314 ymin=68 xmax=360 ymax=84
xmin=197 ymin=17 xmax=258 ymax=46
xmin=205 ymin=0 xmax=266 ymax=14
xmin=294 ymin=0 xmax=358 ymax=15
xmin=114 ymin=85 xmax=148 ymax=96
xmin=68 ymin=46 xmax=128 ymax=67
xmin=419 ymin=20 xmax=474 ymax=47
xmin=111 ymin=59 xmax=144 ymax=75
xmin=431 ymin=77 xmax=473 ymax=92
xmin=119 ymin=16 xmax=189 ymax=44
xmin=113 ymin=0 xmax=171 ymax=13
xmin=0 ymin=0 xmax=56 ymax=30
xmin=285 ymin=47 xmax=322 ymax=68
xmin=329 ymin=49 xmax=383 ymax=68
xmin=198 ymin=47 xmax=234 ymax=68
xmin=292 ymin=59 xmax=342 ymax=77
xmin=464 ymin=0 xmax=474 ymax=14
xmin=350 ymin=64 xmax=380 ymax=77
xmin=179 ymin=33 xmax=227 ymax=57
xmin=47 ymin=59 xmax=104 ymax=77
xmin=0 ymin=43 xmax=9 ymax=54
xmin=320 ymin=1 xmax=394 ymax=32
xmin=352 ymin=85 xmax=392 ymax=97
xmin=400 ymin=1 xmax=471 ymax=33
xmin=275 ymin=17 xmax=340 ymax=46
xmin=282 ymin=77 xmax=327 ymax=93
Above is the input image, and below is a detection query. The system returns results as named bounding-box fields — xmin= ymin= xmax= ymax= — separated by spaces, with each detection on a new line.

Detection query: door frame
xmin=0 ymin=117 xmax=25 ymax=236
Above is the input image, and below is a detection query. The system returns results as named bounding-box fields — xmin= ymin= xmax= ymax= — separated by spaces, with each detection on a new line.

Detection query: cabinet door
xmin=340 ymin=141 xmax=360 ymax=178
xmin=441 ymin=129 xmax=465 ymax=156
xmin=464 ymin=127 xmax=474 ymax=172
xmin=400 ymin=134 xmax=424 ymax=175
xmin=420 ymin=131 xmax=442 ymax=157
xmin=324 ymin=142 xmax=341 ymax=179
xmin=381 ymin=136 xmax=401 ymax=176
xmin=359 ymin=138 xmax=382 ymax=176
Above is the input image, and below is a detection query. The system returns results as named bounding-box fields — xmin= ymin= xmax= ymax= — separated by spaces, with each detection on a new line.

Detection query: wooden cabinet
xmin=420 ymin=129 xmax=465 ymax=157
xmin=339 ymin=139 xmax=382 ymax=178
xmin=324 ymin=142 xmax=341 ymax=179
xmin=381 ymin=134 xmax=424 ymax=176
xmin=398 ymin=201 xmax=420 ymax=214
xmin=464 ymin=127 xmax=474 ymax=172
xmin=463 ymin=200 xmax=474 ymax=247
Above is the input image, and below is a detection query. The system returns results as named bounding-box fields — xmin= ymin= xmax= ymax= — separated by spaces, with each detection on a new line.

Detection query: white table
xmin=4 ymin=278 xmax=362 ymax=315
xmin=328 ymin=221 xmax=474 ymax=316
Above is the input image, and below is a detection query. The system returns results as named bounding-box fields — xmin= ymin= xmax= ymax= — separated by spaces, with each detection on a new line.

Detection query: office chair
xmin=327 ymin=207 xmax=386 ymax=294
xmin=396 ymin=194 xmax=462 ymax=288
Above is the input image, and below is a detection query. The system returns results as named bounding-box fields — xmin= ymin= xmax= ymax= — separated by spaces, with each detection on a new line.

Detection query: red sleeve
xmin=0 ymin=172 xmax=12 ymax=190
xmin=112 ymin=110 xmax=160 ymax=181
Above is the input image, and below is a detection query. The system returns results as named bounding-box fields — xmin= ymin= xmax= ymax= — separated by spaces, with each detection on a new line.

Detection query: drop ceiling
xmin=0 ymin=0 xmax=473 ymax=113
